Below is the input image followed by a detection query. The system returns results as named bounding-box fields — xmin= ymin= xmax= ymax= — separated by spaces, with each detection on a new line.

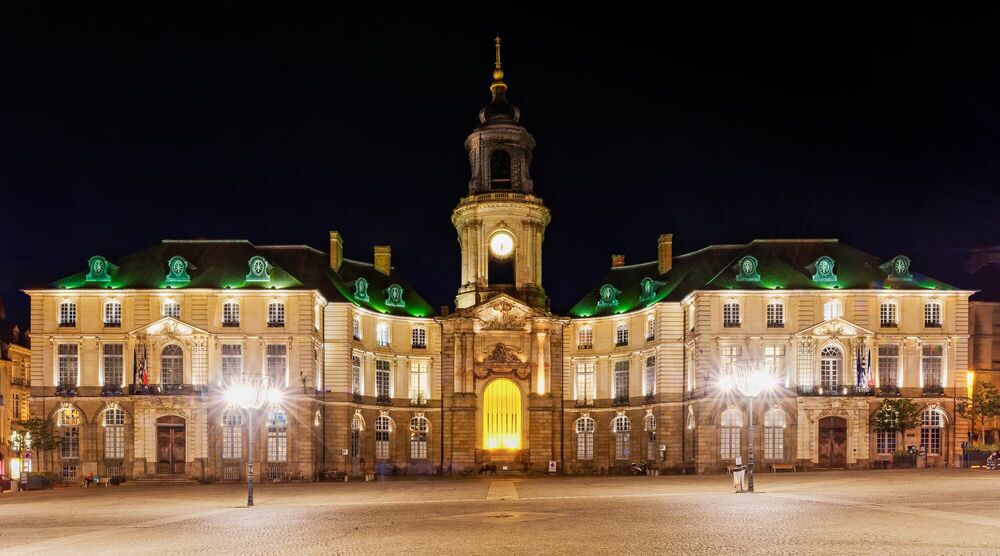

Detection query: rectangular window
xmin=13 ymin=393 xmax=21 ymax=420
xmin=880 ymin=303 xmax=898 ymax=327
xmin=222 ymin=412 xmax=243 ymax=459
xmin=921 ymin=344 xmax=943 ymax=386
xmin=720 ymin=345 xmax=742 ymax=375
xmin=921 ymin=427 xmax=941 ymax=455
xmin=615 ymin=325 xmax=629 ymax=346
xmin=267 ymin=414 xmax=288 ymax=462
xmin=59 ymin=302 xmax=76 ymax=327
xmin=61 ymin=426 xmax=79 ymax=459
xmin=577 ymin=327 xmax=593 ymax=349
xmin=103 ymin=343 xmax=124 ymax=387
xmin=766 ymin=303 xmax=784 ymax=328
xmin=376 ymin=360 xmax=391 ymax=401
xmin=644 ymin=356 xmax=656 ymax=397
xmin=105 ymin=423 xmax=125 ymax=459
xmin=876 ymin=431 xmax=897 ymax=454
xmin=925 ymin=303 xmax=942 ymax=327
xmin=764 ymin=426 xmax=783 ymax=460
xmin=352 ymin=316 xmax=361 ymax=341
xmin=763 ymin=345 xmax=785 ymax=384
xmin=266 ymin=344 xmax=287 ymax=387
xmin=267 ymin=302 xmax=285 ymax=327
xmin=577 ymin=430 xmax=594 ymax=461
xmin=351 ymin=430 xmax=361 ymax=458
xmin=62 ymin=465 xmax=77 ymax=479
xmin=351 ymin=355 xmax=362 ymax=396
xmin=409 ymin=360 xmax=429 ymax=403
xmin=615 ymin=432 xmax=630 ymax=460
xmin=376 ymin=324 xmax=390 ymax=347
xmin=411 ymin=327 xmax=427 ymax=348
xmin=104 ymin=302 xmax=122 ymax=327
xmin=614 ymin=360 xmax=630 ymax=403
xmin=576 ymin=361 xmax=595 ymax=403
xmin=58 ymin=344 xmax=79 ymax=386
xmin=723 ymin=302 xmax=740 ymax=328
xmin=720 ymin=427 xmax=740 ymax=459
xmin=646 ymin=317 xmax=655 ymax=341
xmin=222 ymin=302 xmax=240 ymax=326
xmin=163 ymin=300 xmax=180 ymax=319
xmin=221 ymin=344 xmax=242 ymax=384
xmin=879 ymin=345 xmax=899 ymax=387
xmin=820 ymin=358 xmax=839 ymax=389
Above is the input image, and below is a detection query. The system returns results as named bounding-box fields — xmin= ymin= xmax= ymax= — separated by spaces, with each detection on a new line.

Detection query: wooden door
xmin=155 ymin=416 xmax=186 ymax=474
xmin=818 ymin=417 xmax=847 ymax=469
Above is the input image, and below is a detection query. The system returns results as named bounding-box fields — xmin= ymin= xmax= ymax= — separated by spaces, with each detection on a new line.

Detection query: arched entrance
xmin=482 ymin=378 xmax=522 ymax=450
xmin=156 ymin=415 xmax=186 ymax=474
xmin=817 ymin=416 xmax=847 ymax=469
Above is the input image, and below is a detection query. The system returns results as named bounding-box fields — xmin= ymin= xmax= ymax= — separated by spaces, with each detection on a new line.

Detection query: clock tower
xmin=452 ymin=37 xmax=550 ymax=310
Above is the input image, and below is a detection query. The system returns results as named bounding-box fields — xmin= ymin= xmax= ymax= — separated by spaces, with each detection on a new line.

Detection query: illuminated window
xmin=483 ymin=379 xmax=521 ymax=449
xmin=575 ymin=416 xmax=595 ymax=461
xmin=763 ymin=345 xmax=785 ymax=384
xmin=720 ymin=345 xmax=742 ymax=376
xmin=221 ymin=344 xmax=242 ymax=384
xmin=920 ymin=408 xmax=944 ymax=455
xmin=615 ymin=322 xmax=629 ymax=346
xmin=13 ymin=393 xmax=21 ymax=420
xmin=409 ymin=416 xmax=429 ymax=460
xmin=375 ymin=415 xmax=391 ymax=459
xmin=876 ymin=430 xmax=896 ymax=454
xmin=612 ymin=415 xmax=631 ymax=460
xmin=222 ymin=300 xmax=240 ymax=327
xmin=577 ymin=326 xmax=593 ymax=350
xmin=376 ymin=322 xmax=390 ymax=347
xmin=614 ymin=360 xmax=630 ymax=404
xmin=820 ymin=346 xmax=842 ymax=388
xmin=376 ymin=360 xmax=392 ymax=402
xmin=266 ymin=345 xmax=287 ymax=387
xmin=352 ymin=315 xmax=362 ymax=340
xmin=411 ymin=326 xmax=427 ymax=348
xmin=163 ymin=299 xmax=180 ymax=319
xmin=766 ymin=302 xmax=784 ymax=328
xmin=823 ymin=300 xmax=843 ymax=320
xmin=104 ymin=300 xmax=122 ymax=327
xmin=921 ymin=345 xmax=943 ymax=387
xmin=161 ymin=345 xmax=183 ymax=386
xmin=880 ymin=302 xmax=898 ymax=327
xmin=576 ymin=362 xmax=595 ymax=403
xmin=409 ymin=360 xmax=429 ymax=403
xmin=646 ymin=316 xmax=655 ymax=341
xmin=104 ymin=408 xmax=125 ymax=459
xmin=267 ymin=301 xmax=285 ymax=327
xmin=879 ymin=345 xmax=899 ymax=387
xmin=267 ymin=410 xmax=288 ymax=462
xmin=351 ymin=355 xmax=362 ymax=396
xmin=222 ymin=410 xmax=243 ymax=459
xmin=763 ymin=409 xmax=785 ymax=460
xmin=644 ymin=356 xmax=656 ymax=397
xmin=924 ymin=301 xmax=942 ymax=327
xmin=103 ymin=343 xmax=124 ymax=387
xmin=723 ymin=301 xmax=741 ymax=328
xmin=644 ymin=413 xmax=657 ymax=461
xmin=58 ymin=406 xmax=81 ymax=459
xmin=58 ymin=301 xmax=76 ymax=327
xmin=58 ymin=344 xmax=79 ymax=386
xmin=720 ymin=408 xmax=742 ymax=459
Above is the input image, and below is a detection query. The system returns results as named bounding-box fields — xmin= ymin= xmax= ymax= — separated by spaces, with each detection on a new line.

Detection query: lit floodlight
xmin=489 ymin=231 xmax=514 ymax=257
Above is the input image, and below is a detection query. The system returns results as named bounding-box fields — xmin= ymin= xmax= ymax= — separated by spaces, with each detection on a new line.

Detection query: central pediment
xmin=795 ymin=317 xmax=875 ymax=338
xmin=444 ymin=293 xmax=547 ymax=330
xmin=128 ymin=317 xmax=210 ymax=337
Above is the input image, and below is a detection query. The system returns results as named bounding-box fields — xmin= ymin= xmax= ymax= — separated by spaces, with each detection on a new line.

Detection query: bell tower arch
xmin=453 ymin=36 xmax=550 ymax=310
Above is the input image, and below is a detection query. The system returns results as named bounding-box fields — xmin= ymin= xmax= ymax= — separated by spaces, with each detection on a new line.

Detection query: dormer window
xmin=924 ymin=301 xmax=942 ymax=328
xmin=376 ymin=322 xmax=390 ymax=347
xmin=823 ymin=300 xmax=843 ymax=320
xmin=222 ymin=300 xmax=240 ymax=327
xmin=267 ymin=300 xmax=285 ymax=327
xmin=163 ymin=299 xmax=180 ymax=319
xmin=489 ymin=149 xmax=512 ymax=190
xmin=615 ymin=322 xmax=629 ymax=346
xmin=766 ymin=301 xmax=784 ymax=328
xmin=880 ymin=302 xmax=898 ymax=328
xmin=58 ymin=301 xmax=76 ymax=327
xmin=577 ymin=326 xmax=593 ymax=350
xmin=411 ymin=326 xmax=427 ymax=349
xmin=103 ymin=300 xmax=122 ymax=327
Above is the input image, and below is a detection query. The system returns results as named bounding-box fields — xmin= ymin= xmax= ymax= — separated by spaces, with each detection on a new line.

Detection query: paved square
xmin=1 ymin=470 xmax=999 ymax=554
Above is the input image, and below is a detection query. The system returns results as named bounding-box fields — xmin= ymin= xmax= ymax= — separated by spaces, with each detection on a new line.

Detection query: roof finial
xmin=491 ymin=34 xmax=506 ymax=93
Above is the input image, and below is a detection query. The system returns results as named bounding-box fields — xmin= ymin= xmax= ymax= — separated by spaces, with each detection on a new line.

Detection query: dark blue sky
xmin=3 ymin=5 xmax=1000 ymax=326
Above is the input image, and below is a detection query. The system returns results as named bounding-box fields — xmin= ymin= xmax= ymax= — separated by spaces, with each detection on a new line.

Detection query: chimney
xmin=611 ymin=254 xmax=626 ymax=268
xmin=374 ymin=245 xmax=392 ymax=275
xmin=440 ymin=305 xmax=451 ymax=316
xmin=658 ymin=233 xmax=673 ymax=274
xmin=329 ymin=231 xmax=343 ymax=271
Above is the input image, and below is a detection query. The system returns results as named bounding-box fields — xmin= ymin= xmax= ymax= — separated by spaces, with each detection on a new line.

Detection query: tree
xmin=957 ymin=381 xmax=1000 ymax=443
xmin=15 ymin=418 xmax=61 ymax=474
xmin=872 ymin=398 xmax=922 ymax=433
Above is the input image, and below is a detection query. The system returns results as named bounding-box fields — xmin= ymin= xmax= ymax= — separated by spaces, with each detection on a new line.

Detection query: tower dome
xmin=478 ymin=36 xmax=521 ymax=127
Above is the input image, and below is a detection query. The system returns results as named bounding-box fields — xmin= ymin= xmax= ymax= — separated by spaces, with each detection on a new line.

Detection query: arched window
xmin=483 ymin=379 xmax=522 ymax=449
xmin=161 ymin=345 xmax=183 ymax=386
xmin=763 ymin=409 xmax=785 ymax=460
xmin=723 ymin=301 xmax=741 ymax=328
xmin=720 ymin=408 xmax=742 ymax=459
xmin=577 ymin=326 xmax=593 ymax=349
xmin=57 ymin=406 xmax=81 ymax=459
xmin=612 ymin=414 xmax=631 ymax=460
xmin=375 ymin=415 xmax=392 ymax=460
xmin=267 ymin=410 xmax=288 ymax=462
xmin=820 ymin=346 xmax=842 ymax=389
xmin=615 ymin=322 xmax=629 ymax=346
xmin=644 ymin=413 xmax=657 ymax=461
xmin=350 ymin=413 xmax=364 ymax=458
xmin=222 ymin=410 xmax=242 ymax=459
xmin=924 ymin=301 xmax=942 ymax=327
xmin=920 ymin=408 xmax=945 ymax=455
xmin=163 ymin=299 xmax=180 ymax=319
xmin=880 ymin=302 xmax=898 ymax=327
xmin=409 ymin=416 xmax=429 ymax=460
xmin=58 ymin=300 xmax=77 ymax=327
xmin=352 ymin=315 xmax=362 ymax=340
xmin=489 ymin=149 xmax=512 ymax=190
xmin=376 ymin=322 xmax=390 ymax=347
xmin=104 ymin=408 xmax=125 ymax=459
xmin=766 ymin=301 xmax=784 ymax=328
xmin=104 ymin=300 xmax=122 ymax=327
xmin=823 ymin=300 xmax=843 ymax=320
xmin=575 ymin=416 xmax=595 ymax=461
xmin=267 ymin=301 xmax=285 ymax=327
xmin=222 ymin=300 xmax=240 ymax=326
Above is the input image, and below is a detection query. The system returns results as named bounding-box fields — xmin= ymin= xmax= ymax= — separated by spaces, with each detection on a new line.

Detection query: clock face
xmin=490 ymin=232 xmax=514 ymax=257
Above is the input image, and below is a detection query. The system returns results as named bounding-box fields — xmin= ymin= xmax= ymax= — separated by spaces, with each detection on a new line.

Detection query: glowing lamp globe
xmin=489 ymin=232 xmax=514 ymax=257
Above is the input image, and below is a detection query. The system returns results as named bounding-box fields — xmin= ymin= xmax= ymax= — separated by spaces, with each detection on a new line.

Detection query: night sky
xmin=3 ymin=5 xmax=1000 ymax=327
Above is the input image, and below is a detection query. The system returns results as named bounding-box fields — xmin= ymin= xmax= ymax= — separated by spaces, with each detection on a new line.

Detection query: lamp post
xmin=9 ymin=430 xmax=31 ymax=492
xmin=721 ymin=361 xmax=776 ymax=493
xmin=224 ymin=375 xmax=282 ymax=507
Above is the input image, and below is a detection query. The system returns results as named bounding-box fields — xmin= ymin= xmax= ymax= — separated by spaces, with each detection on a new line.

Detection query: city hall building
xmin=24 ymin=42 xmax=977 ymax=482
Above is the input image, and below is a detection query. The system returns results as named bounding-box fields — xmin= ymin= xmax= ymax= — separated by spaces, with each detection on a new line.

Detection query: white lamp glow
xmin=489 ymin=231 xmax=514 ymax=257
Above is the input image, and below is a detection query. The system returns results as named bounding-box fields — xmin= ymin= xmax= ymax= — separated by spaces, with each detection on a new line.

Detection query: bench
xmin=81 ymin=477 xmax=111 ymax=488
xmin=322 ymin=470 xmax=347 ymax=482
xmin=771 ymin=463 xmax=796 ymax=473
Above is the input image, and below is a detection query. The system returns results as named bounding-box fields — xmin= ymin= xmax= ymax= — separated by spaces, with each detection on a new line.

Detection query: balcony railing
xmin=130 ymin=384 xmax=204 ymax=395
xmin=101 ymin=384 xmax=125 ymax=396
xmin=796 ymin=385 xmax=874 ymax=397
xmin=922 ymin=384 xmax=945 ymax=396
xmin=11 ymin=377 xmax=26 ymax=386
xmin=352 ymin=393 xmax=363 ymax=404
xmin=878 ymin=385 xmax=901 ymax=396
xmin=612 ymin=395 xmax=630 ymax=406
xmin=376 ymin=395 xmax=392 ymax=406
xmin=644 ymin=393 xmax=656 ymax=404
xmin=410 ymin=397 xmax=429 ymax=407
xmin=55 ymin=383 xmax=78 ymax=397
xmin=575 ymin=399 xmax=595 ymax=408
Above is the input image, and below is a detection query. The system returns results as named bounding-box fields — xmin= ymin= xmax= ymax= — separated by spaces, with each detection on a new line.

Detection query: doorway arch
xmin=482 ymin=379 xmax=522 ymax=450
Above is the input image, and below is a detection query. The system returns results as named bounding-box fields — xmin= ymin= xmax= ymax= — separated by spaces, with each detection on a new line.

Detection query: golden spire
xmin=490 ymin=34 xmax=506 ymax=93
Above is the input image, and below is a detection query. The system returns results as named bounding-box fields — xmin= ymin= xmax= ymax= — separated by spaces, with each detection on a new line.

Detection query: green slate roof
xmin=46 ymin=240 xmax=435 ymax=318
xmin=568 ymin=239 xmax=961 ymax=318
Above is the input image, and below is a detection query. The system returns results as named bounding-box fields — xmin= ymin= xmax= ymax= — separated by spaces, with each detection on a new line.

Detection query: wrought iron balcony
xmin=55 ymin=383 xmax=78 ymax=397
xmin=352 ymin=393 xmax=363 ymax=404
xmin=796 ymin=385 xmax=874 ymax=397
xmin=101 ymin=384 xmax=125 ymax=396
xmin=575 ymin=399 xmax=595 ymax=408
xmin=612 ymin=395 xmax=630 ymax=406
xmin=410 ymin=398 xmax=429 ymax=407
xmin=922 ymin=384 xmax=945 ymax=396
xmin=878 ymin=385 xmax=901 ymax=396
xmin=644 ymin=393 xmax=656 ymax=404
xmin=11 ymin=377 xmax=26 ymax=386
xmin=376 ymin=395 xmax=393 ymax=406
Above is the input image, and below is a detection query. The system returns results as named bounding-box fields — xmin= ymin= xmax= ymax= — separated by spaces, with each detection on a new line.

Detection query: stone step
xmin=131 ymin=475 xmax=201 ymax=483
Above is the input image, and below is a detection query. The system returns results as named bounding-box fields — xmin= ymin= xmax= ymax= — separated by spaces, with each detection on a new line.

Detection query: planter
xmin=892 ymin=455 xmax=916 ymax=469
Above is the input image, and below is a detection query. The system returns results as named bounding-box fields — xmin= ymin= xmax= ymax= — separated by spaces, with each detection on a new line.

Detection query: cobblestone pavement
xmin=2 ymin=469 xmax=1000 ymax=555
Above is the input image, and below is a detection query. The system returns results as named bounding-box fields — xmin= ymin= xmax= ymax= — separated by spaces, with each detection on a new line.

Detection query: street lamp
xmin=721 ymin=361 xmax=777 ymax=493
xmin=224 ymin=375 xmax=283 ymax=507
xmin=9 ymin=430 xmax=31 ymax=492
